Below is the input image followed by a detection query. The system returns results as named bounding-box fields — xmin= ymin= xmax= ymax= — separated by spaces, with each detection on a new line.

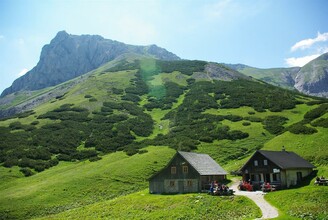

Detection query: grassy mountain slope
xmin=225 ymin=64 xmax=300 ymax=90
xmin=0 ymin=146 xmax=175 ymax=219
xmin=294 ymin=52 xmax=328 ymax=97
xmin=0 ymin=57 xmax=328 ymax=219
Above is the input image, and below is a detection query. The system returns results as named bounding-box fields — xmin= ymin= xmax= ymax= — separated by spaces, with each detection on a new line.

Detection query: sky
xmin=0 ymin=0 xmax=328 ymax=94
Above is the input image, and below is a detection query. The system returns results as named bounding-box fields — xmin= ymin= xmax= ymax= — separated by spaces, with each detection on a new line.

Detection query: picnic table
xmin=315 ymin=178 xmax=328 ymax=186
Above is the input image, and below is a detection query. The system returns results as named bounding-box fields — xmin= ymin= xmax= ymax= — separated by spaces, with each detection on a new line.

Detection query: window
xmin=171 ymin=166 xmax=176 ymax=174
xmin=187 ymin=180 xmax=192 ymax=187
xmin=170 ymin=181 xmax=175 ymax=187
xmin=183 ymin=166 xmax=188 ymax=173
xmin=263 ymin=160 xmax=268 ymax=166
xmin=254 ymin=160 xmax=258 ymax=166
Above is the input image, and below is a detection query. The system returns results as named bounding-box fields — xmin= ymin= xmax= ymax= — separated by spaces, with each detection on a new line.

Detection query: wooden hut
xmin=240 ymin=149 xmax=315 ymax=189
xmin=149 ymin=151 xmax=227 ymax=194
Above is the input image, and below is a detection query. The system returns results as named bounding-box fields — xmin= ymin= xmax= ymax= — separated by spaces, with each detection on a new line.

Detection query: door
xmin=178 ymin=180 xmax=184 ymax=193
xmin=297 ymin=172 xmax=302 ymax=184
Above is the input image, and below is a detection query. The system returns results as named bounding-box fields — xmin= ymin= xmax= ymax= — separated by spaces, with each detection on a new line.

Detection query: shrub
xmin=3 ymin=158 xmax=19 ymax=168
xmin=228 ymin=130 xmax=249 ymax=140
xmin=89 ymin=97 xmax=98 ymax=102
xmin=304 ymin=104 xmax=328 ymax=121
xmin=138 ymin=149 xmax=148 ymax=154
xmin=9 ymin=122 xmax=24 ymax=130
xmin=125 ymin=148 xmax=138 ymax=156
xmin=288 ymin=123 xmax=318 ymax=135
xmin=84 ymin=94 xmax=93 ymax=98
xmin=20 ymin=168 xmax=34 ymax=177
xmin=262 ymin=116 xmax=288 ymax=135
xmin=30 ymin=121 xmax=39 ymax=125
xmin=17 ymin=110 xmax=35 ymax=118
xmin=56 ymin=154 xmax=72 ymax=161
xmin=112 ymin=88 xmax=124 ymax=95
xmin=89 ymin=156 xmax=102 ymax=162
xmin=311 ymin=118 xmax=328 ymax=128
xmin=242 ymin=122 xmax=251 ymax=126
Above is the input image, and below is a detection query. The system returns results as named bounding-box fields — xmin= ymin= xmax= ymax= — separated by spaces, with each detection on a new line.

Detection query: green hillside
xmin=0 ymin=57 xmax=328 ymax=219
xmin=225 ymin=64 xmax=300 ymax=90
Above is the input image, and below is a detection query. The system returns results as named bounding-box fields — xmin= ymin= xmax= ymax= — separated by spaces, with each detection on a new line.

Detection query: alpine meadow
xmin=0 ymin=31 xmax=328 ymax=220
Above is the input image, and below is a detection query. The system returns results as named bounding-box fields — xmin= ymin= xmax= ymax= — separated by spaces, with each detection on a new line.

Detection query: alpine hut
xmin=149 ymin=151 xmax=228 ymax=194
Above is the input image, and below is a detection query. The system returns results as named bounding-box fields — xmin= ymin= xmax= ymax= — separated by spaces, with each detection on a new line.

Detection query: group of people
xmin=314 ymin=176 xmax=327 ymax=185
xmin=261 ymin=182 xmax=275 ymax=192
xmin=238 ymin=180 xmax=253 ymax=191
xmin=209 ymin=181 xmax=231 ymax=195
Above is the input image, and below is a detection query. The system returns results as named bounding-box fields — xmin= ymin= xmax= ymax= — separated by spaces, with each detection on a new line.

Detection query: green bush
xmin=288 ymin=123 xmax=318 ymax=135
xmin=89 ymin=97 xmax=98 ymax=102
xmin=262 ymin=116 xmax=288 ymax=135
xmin=89 ymin=156 xmax=102 ymax=162
xmin=304 ymin=104 xmax=328 ymax=121
xmin=20 ymin=168 xmax=34 ymax=177
xmin=311 ymin=118 xmax=328 ymax=128
xmin=242 ymin=121 xmax=251 ymax=126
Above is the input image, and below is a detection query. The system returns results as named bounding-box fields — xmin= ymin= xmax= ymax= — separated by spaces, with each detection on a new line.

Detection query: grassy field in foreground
xmin=266 ymin=185 xmax=328 ymax=220
xmin=0 ymin=146 xmax=175 ymax=220
xmin=37 ymin=190 xmax=261 ymax=220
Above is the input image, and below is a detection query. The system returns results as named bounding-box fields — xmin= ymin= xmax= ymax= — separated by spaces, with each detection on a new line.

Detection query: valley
xmin=0 ymin=35 xmax=327 ymax=219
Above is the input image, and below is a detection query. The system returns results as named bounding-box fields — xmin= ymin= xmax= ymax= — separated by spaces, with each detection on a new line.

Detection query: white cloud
xmin=285 ymin=54 xmax=321 ymax=67
xmin=17 ymin=68 xmax=28 ymax=77
xmin=291 ymin=32 xmax=328 ymax=52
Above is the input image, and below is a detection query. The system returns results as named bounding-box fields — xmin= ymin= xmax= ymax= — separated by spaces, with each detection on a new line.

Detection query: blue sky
xmin=1 ymin=0 xmax=328 ymax=94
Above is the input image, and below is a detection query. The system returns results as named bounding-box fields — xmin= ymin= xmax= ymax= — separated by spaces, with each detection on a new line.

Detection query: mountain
xmin=1 ymin=31 xmax=180 ymax=97
xmin=225 ymin=53 xmax=328 ymax=97
xmin=0 ymin=56 xmax=327 ymax=219
xmin=294 ymin=52 xmax=328 ymax=97
xmin=225 ymin=64 xmax=300 ymax=90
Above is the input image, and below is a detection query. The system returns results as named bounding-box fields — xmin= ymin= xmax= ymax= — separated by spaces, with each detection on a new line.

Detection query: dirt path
xmin=231 ymin=182 xmax=279 ymax=219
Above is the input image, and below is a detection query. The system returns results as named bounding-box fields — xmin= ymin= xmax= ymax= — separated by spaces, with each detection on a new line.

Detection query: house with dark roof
xmin=240 ymin=149 xmax=315 ymax=189
xmin=149 ymin=151 xmax=228 ymax=194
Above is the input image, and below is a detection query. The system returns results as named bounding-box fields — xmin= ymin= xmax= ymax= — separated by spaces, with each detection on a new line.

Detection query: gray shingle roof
xmin=178 ymin=151 xmax=228 ymax=175
xmin=258 ymin=150 xmax=315 ymax=169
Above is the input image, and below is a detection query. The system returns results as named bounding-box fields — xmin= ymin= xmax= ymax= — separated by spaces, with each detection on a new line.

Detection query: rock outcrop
xmin=294 ymin=53 xmax=328 ymax=97
xmin=1 ymin=31 xmax=180 ymax=97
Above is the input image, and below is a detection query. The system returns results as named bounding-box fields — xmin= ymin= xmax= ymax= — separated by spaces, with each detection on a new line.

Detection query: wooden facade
xmin=149 ymin=151 xmax=227 ymax=194
xmin=240 ymin=150 xmax=315 ymax=189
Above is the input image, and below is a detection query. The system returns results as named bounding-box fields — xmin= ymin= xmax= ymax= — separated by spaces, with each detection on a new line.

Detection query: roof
xmin=178 ymin=151 xmax=228 ymax=175
xmin=242 ymin=150 xmax=315 ymax=170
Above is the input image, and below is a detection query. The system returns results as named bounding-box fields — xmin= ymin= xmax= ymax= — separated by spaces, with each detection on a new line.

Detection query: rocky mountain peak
xmin=1 ymin=31 xmax=180 ymax=97
xmin=294 ymin=52 xmax=328 ymax=97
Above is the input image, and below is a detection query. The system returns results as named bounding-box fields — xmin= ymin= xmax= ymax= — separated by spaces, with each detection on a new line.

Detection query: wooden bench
xmin=315 ymin=179 xmax=328 ymax=186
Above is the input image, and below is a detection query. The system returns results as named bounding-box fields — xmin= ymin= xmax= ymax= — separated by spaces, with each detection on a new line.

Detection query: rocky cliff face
xmin=1 ymin=31 xmax=180 ymax=97
xmin=294 ymin=53 xmax=328 ymax=97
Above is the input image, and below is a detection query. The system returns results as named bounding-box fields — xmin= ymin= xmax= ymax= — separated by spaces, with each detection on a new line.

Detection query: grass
xmin=37 ymin=190 xmax=261 ymax=220
xmin=1 ymin=57 xmax=328 ymax=219
xmin=266 ymin=185 xmax=328 ymax=220
xmin=0 ymin=146 xmax=176 ymax=219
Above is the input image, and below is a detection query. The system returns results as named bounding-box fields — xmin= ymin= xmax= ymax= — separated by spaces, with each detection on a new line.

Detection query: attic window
xmin=254 ymin=160 xmax=258 ymax=166
xmin=171 ymin=166 xmax=176 ymax=174
xmin=183 ymin=166 xmax=188 ymax=174
xmin=264 ymin=160 xmax=268 ymax=166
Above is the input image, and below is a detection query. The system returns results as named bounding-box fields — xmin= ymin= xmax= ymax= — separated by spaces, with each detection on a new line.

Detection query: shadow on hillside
xmin=289 ymin=170 xmax=318 ymax=189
